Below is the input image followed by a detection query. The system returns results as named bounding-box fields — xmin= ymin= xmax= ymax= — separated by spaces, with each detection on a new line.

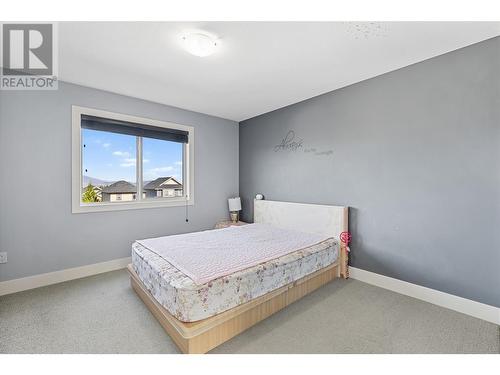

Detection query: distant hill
xmin=82 ymin=175 xmax=113 ymax=187
xmin=82 ymin=175 xmax=144 ymax=188
xmin=82 ymin=176 xmax=150 ymax=188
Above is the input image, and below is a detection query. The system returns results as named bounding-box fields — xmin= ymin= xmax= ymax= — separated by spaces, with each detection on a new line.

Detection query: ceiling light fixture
xmin=181 ymin=32 xmax=218 ymax=57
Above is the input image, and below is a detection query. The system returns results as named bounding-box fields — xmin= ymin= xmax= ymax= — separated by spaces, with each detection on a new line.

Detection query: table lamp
xmin=228 ymin=197 xmax=242 ymax=223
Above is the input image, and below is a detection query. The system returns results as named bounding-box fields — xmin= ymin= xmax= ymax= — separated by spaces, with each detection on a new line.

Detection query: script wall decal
xmin=273 ymin=130 xmax=333 ymax=156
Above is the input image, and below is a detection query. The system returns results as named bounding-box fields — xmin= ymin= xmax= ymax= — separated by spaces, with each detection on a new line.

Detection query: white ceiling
xmin=59 ymin=22 xmax=500 ymax=122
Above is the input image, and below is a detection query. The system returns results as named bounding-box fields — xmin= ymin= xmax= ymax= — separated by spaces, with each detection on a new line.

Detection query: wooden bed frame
xmin=128 ymin=200 xmax=349 ymax=353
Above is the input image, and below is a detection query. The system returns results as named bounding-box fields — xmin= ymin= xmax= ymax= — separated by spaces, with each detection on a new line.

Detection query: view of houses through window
xmin=81 ymin=128 xmax=183 ymax=204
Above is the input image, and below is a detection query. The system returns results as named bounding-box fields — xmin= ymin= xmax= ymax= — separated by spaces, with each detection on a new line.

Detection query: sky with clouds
xmin=82 ymin=129 xmax=183 ymax=183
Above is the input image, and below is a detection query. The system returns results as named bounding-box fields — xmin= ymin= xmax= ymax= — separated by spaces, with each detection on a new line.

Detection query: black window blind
xmin=81 ymin=114 xmax=189 ymax=143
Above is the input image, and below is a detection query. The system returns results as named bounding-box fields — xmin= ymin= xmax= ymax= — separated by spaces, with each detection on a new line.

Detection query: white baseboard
xmin=2 ymin=260 xmax=498 ymax=325
xmin=0 ymin=257 xmax=131 ymax=297
xmin=349 ymin=267 xmax=500 ymax=325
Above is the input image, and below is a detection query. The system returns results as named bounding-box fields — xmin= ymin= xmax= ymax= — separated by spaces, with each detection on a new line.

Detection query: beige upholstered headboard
xmin=253 ymin=199 xmax=348 ymax=242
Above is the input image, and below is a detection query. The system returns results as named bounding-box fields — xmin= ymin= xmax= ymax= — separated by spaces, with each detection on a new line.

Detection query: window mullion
xmin=136 ymin=136 xmax=143 ymax=201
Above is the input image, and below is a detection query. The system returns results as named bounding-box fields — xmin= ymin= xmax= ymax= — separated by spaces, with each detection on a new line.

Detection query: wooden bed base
xmin=128 ymin=261 xmax=341 ymax=354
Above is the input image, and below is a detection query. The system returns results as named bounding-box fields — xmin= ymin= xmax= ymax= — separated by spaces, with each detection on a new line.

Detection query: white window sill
xmin=72 ymin=198 xmax=194 ymax=214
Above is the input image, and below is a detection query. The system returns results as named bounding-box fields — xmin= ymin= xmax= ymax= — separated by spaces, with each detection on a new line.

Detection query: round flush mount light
xmin=181 ymin=32 xmax=218 ymax=57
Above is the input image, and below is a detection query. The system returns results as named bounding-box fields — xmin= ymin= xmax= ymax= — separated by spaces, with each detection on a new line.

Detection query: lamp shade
xmin=228 ymin=197 xmax=241 ymax=212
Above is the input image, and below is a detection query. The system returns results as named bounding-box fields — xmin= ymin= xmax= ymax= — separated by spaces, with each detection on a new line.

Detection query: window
xmin=72 ymin=106 xmax=194 ymax=213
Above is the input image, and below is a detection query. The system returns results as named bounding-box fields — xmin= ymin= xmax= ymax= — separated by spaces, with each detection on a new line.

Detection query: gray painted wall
xmin=0 ymin=82 xmax=239 ymax=281
xmin=239 ymin=37 xmax=500 ymax=307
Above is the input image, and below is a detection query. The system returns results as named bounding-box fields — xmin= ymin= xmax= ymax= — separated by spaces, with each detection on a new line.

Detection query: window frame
xmin=72 ymin=105 xmax=194 ymax=214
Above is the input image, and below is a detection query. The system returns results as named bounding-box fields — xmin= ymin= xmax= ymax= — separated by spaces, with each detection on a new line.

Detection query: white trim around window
xmin=72 ymin=105 xmax=195 ymax=213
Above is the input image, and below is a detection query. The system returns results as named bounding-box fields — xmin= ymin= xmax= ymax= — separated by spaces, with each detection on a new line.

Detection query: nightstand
xmin=214 ymin=220 xmax=248 ymax=229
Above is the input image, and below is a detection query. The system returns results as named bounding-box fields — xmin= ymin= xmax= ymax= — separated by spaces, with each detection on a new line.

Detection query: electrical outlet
xmin=0 ymin=252 xmax=7 ymax=264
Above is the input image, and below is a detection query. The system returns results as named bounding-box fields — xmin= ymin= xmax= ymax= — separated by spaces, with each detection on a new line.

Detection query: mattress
xmin=136 ymin=223 xmax=334 ymax=285
xmin=131 ymin=230 xmax=339 ymax=322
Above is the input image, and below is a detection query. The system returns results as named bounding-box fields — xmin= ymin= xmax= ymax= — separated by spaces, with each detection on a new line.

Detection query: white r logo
xmin=9 ymin=29 xmax=48 ymax=70
xmin=2 ymin=24 xmax=53 ymax=76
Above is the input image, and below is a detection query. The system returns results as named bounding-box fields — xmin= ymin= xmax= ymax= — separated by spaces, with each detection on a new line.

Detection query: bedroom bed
xmin=128 ymin=199 xmax=349 ymax=353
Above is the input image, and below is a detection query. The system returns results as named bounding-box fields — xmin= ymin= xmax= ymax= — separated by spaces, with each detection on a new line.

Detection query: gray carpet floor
xmin=0 ymin=269 xmax=498 ymax=354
